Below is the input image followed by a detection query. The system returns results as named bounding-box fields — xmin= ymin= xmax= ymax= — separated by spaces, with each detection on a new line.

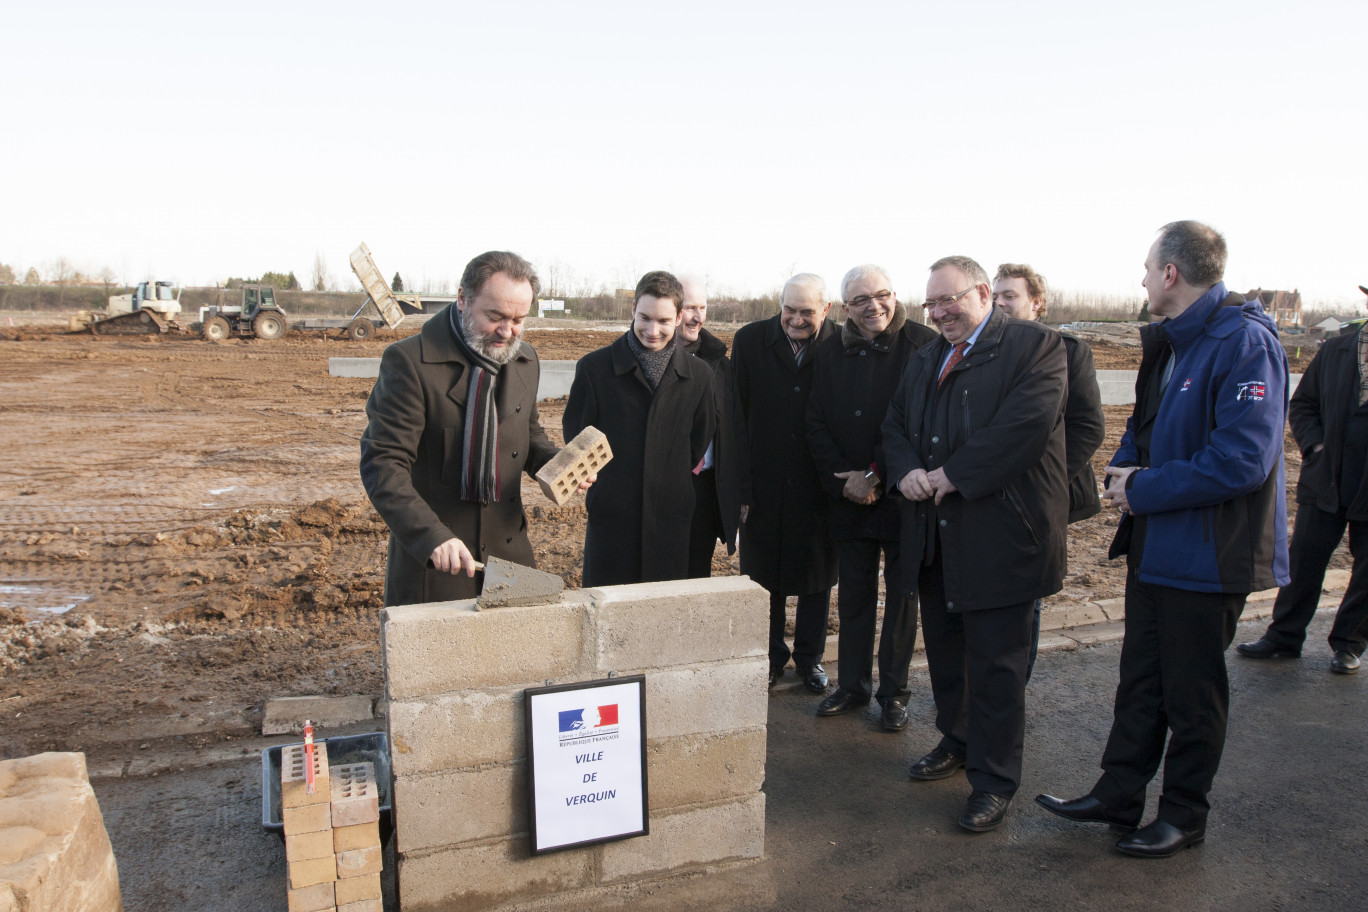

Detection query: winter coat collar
xmin=841 ymin=303 xmax=909 ymax=352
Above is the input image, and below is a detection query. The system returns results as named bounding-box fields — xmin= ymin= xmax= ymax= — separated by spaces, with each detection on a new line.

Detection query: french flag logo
xmin=558 ymin=705 xmax=619 ymax=734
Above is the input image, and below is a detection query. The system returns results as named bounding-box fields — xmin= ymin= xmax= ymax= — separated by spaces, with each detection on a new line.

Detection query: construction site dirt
xmin=0 ymin=315 xmax=1320 ymax=761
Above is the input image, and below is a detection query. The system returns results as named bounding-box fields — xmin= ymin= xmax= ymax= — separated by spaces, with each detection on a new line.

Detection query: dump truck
xmin=198 ymin=284 xmax=289 ymax=341
xmin=71 ymin=281 xmax=183 ymax=334
xmin=292 ymin=243 xmax=454 ymax=340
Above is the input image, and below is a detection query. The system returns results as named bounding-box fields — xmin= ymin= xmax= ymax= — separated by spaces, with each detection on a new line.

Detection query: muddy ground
xmin=0 ymin=315 xmax=1321 ymax=770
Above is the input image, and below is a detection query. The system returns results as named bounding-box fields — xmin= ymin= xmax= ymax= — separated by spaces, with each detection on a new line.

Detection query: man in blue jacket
xmin=1036 ymin=221 xmax=1290 ymax=858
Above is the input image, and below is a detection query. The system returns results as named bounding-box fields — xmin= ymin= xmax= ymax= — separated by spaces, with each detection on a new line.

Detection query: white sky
xmin=4 ymin=1 xmax=1365 ymax=306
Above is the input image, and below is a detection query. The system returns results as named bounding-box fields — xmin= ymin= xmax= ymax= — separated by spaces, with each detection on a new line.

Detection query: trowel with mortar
xmin=472 ymin=556 xmax=566 ymax=610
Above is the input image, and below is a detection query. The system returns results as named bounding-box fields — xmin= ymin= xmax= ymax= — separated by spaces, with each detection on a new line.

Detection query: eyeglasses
xmin=846 ymin=290 xmax=893 ymax=309
xmin=923 ymin=287 xmax=976 ymax=310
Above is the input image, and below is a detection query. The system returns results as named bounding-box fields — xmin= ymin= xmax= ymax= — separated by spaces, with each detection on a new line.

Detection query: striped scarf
xmin=449 ymin=305 xmax=503 ymax=503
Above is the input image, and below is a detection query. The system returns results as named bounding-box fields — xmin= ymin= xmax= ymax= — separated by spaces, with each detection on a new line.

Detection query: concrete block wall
xmin=0 ymin=752 xmax=124 ymax=912
xmin=382 ymin=576 xmax=770 ymax=912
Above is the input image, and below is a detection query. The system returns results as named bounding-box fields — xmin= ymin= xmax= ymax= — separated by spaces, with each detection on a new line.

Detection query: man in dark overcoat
xmin=361 ymin=250 xmax=562 ymax=607
xmin=883 ymin=255 xmax=1068 ymax=833
xmin=564 ymin=270 xmax=715 ymax=587
xmin=992 ymin=263 xmax=1106 ymax=678
xmin=679 ymin=277 xmax=742 ymax=577
xmin=806 ymin=264 xmax=938 ymax=729
xmin=1236 ymin=289 xmax=1368 ymax=675
xmin=732 ymin=273 xmax=839 ymax=691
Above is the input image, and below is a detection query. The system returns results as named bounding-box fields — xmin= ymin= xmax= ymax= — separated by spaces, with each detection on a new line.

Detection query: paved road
xmin=93 ymin=611 xmax=1366 ymax=911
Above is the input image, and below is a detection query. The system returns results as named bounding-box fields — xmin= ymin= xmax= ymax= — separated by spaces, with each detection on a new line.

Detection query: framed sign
xmin=525 ymin=675 xmax=648 ymax=855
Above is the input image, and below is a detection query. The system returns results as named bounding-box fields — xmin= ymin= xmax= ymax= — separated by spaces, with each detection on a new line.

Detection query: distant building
xmin=1314 ymin=316 xmax=1344 ymax=333
xmin=1246 ymin=288 xmax=1302 ymax=328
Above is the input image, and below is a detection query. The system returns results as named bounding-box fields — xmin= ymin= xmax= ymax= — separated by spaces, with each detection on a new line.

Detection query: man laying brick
xmin=361 ymin=250 xmax=591 ymax=606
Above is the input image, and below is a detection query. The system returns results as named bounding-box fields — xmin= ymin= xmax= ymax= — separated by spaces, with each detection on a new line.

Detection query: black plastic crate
xmin=261 ymin=731 xmax=393 ymax=843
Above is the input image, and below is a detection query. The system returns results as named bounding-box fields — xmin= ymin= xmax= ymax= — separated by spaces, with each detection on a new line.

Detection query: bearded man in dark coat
xmin=732 ymin=273 xmax=839 ymax=691
xmin=564 ymin=271 xmax=715 ymax=587
xmin=361 ymin=250 xmax=568 ymax=607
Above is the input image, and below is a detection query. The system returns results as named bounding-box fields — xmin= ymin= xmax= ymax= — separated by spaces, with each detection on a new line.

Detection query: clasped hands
xmin=834 ymin=470 xmax=880 ymax=506
xmin=896 ymin=467 xmax=958 ymax=505
xmin=1102 ymin=465 xmax=1139 ymax=512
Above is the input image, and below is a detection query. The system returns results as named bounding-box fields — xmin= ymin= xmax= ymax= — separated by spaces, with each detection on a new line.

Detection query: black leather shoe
xmin=1034 ymin=794 xmax=1139 ymax=833
xmin=768 ymin=666 xmax=784 ymax=688
xmin=879 ymin=699 xmax=909 ymax=732
xmin=816 ymin=689 xmax=869 ymax=716
xmin=1331 ymin=650 xmax=1361 ymax=674
xmin=958 ymin=791 xmax=1011 ymax=832
xmin=1235 ymin=637 xmax=1300 ymax=659
xmin=1114 ymin=819 xmax=1205 ymax=858
xmin=908 ymin=746 xmax=966 ymax=780
xmin=796 ymin=664 xmax=830 ymax=693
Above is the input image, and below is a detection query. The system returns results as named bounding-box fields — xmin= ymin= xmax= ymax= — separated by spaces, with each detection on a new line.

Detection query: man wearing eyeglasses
xmin=806 ymin=265 xmax=938 ymax=730
xmin=992 ymin=264 xmax=1106 ymax=679
xmin=882 ymin=255 xmax=1068 ymax=832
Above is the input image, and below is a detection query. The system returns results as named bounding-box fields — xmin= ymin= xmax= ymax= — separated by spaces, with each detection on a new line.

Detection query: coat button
xmin=512 ymin=451 xmax=518 ymax=458
xmin=794 ymin=385 xmax=801 ymax=393
xmin=480 ymin=544 xmax=487 ymax=551
xmin=939 ymin=519 xmax=947 ymax=527
xmin=516 ymin=406 xmax=522 ymax=412
xmin=505 ymin=536 xmax=512 ymax=543
xmin=946 ymin=601 xmax=954 ymax=610
xmin=931 ymin=436 xmax=939 ymax=443
xmin=859 ymin=350 xmax=867 ymax=356
xmin=855 ymin=410 xmax=862 ymax=417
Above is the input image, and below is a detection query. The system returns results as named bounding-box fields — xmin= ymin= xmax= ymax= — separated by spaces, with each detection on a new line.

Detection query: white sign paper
xmin=526 ymin=677 xmax=647 ymax=853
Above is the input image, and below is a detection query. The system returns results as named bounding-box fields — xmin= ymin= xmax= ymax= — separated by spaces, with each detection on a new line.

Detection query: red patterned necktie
xmin=938 ymin=342 xmax=968 ymax=387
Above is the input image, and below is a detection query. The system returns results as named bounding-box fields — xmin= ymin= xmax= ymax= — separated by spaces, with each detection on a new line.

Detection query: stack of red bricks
xmin=281 ymin=744 xmax=384 ymax=912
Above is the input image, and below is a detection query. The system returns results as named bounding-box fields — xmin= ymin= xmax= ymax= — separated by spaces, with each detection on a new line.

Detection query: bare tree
xmin=48 ymin=257 xmax=73 ymax=286
xmin=311 ymin=252 xmax=332 ymax=292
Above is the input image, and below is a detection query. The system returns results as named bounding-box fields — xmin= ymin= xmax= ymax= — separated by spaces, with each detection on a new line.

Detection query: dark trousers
xmin=834 ymin=537 xmax=918 ymax=702
xmin=686 ymin=468 xmax=723 ymax=579
xmin=1091 ymin=575 xmax=1245 ymax=830
xmin=769 ymin=589 xmax=830 ymax=671
xmin=918 ymin=551 xmax=1034 ymax=798
xmin=1025 ymin=597 xmax=1044 ymax=681
xmin=1264 ymin=504 xmax=1368 ymax=657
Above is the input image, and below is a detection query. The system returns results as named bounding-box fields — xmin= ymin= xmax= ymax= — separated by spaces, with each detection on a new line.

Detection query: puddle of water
xmin=0 ymin=583 xmax=91 ymax=615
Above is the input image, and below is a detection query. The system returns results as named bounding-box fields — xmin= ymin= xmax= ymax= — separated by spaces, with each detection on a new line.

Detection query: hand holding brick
xmin=536 ymin=425 xmax=612 ymax=505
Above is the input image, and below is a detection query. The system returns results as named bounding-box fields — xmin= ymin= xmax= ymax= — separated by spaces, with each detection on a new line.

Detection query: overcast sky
xmin=4 ymin=1 xmax=1365 ymax=306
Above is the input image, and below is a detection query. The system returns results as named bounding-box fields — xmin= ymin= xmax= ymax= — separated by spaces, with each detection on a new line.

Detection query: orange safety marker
xmin=303 ymin=719 xmax=316 ymax=794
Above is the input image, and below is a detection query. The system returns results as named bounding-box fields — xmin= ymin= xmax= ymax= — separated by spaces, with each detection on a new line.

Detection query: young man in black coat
xmin=883 ymin=255 xmax=1068 ymax=833
xmin=806 ymin=264 xmax=939 ymax=730
xmin=732 ymin=274 xmax=839 ymax=691
xmin=1236 ymin=299 xmax=1368 ymax=674
xmin=678 ymin=277 xmax=741 ymax=578
xmin=564 ymin=271 xmax=715 ymax=588
xmin=992 ymin=263 xmax=1106 ymax=678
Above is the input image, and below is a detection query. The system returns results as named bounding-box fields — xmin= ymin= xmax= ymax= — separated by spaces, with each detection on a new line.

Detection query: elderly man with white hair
xmin=732 ymin=273 xmax=840 ymax=691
